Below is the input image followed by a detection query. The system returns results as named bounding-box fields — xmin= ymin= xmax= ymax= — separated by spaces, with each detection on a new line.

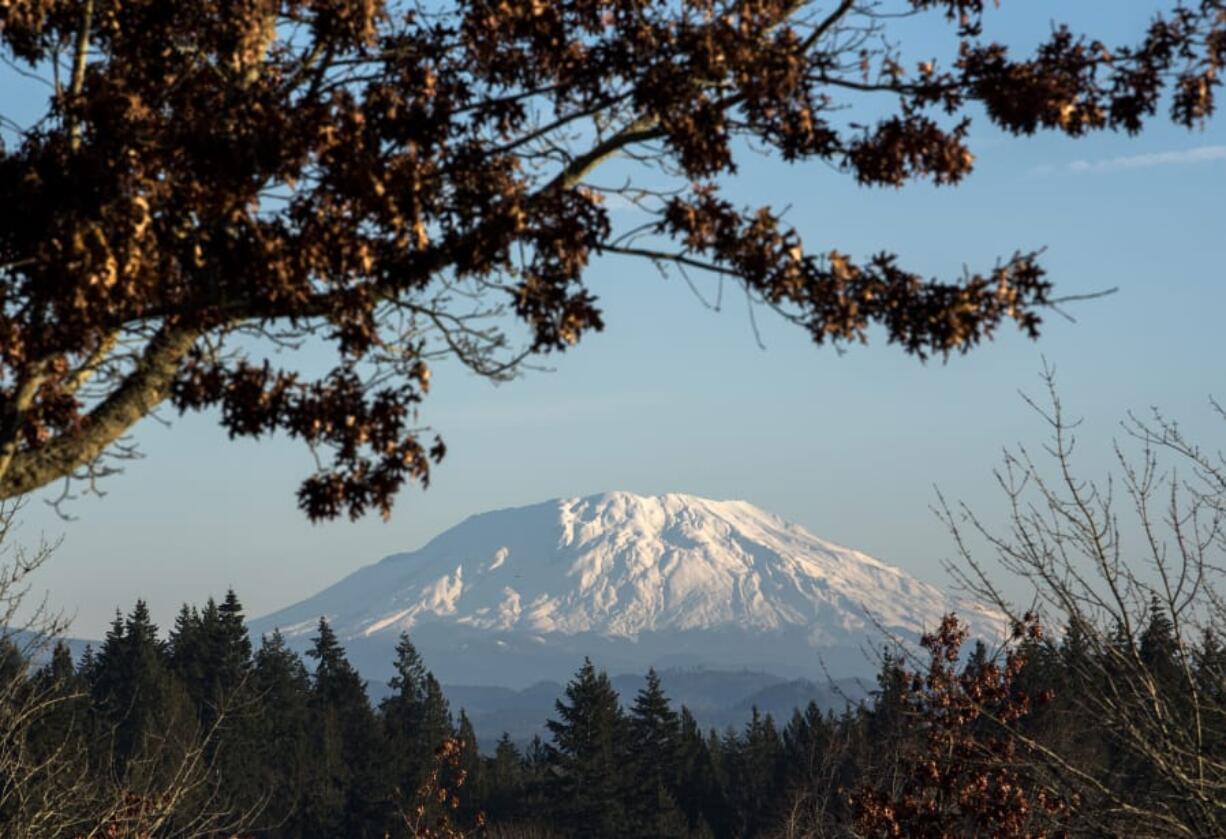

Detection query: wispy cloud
xmin=1032 ymin=144 xmax=1226 ymax=176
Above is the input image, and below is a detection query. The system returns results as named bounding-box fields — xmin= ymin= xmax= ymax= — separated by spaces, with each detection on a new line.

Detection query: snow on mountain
xmin=250 ymin=492 xmax=1003 ymax=686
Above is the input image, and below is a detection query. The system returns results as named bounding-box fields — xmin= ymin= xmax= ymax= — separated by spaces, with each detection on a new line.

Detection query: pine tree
xmin=781 ymin=700 xmax=831 ymax=789
xmin=1140 ymin=594 xmax=1179 ymax=682
xmin=90 ymin=601 xmax=196 ymax=781
xmin=454 ymin=709 xmax=483 ymax=822
xmin=486 ymin=733 xmax=524 ymax=822
xmin=0 ymin=637 xmax=37 ymax=716
xmin=419 ymin=673 xmax=453 ymax=759
xmin=77 ymin=643 xmax=97 ymax=684
xmin=167 ymin=604 xmax=203 ymax=688
xmin=867 ymin=647 xmax=909 ymax=745
xmin=381 ymin=632 xmax=430 ymax=801
xmin=675 ymin=707 xmax=728 ymax=837
xmin=1196 ymin=629 xmax=1226 ymax=703
xmin=710 ymin=726 xmax=734 ymax=821
xmin=1196 ymin=630 xmax=1226 ymax=765
xmin=252 ymin=630 xmax=313 ymax=836
xmin=215 ymin=590 xmax=254 ymax=698
xmin=168 ymin=594 xmax=255 ymax=735
xmin=387 ymin=631 xmax=428 ymax=705
xmin=1110 ymin=595 xmax=1184 ymax=808
xmin=162 ymin=593 xmax=262 ymax=823
xmin=8 ymin=641 xmax=93 ymax=832
xmin=964 ymin=639 xmax=991 ymax=680
xmin=545 ymin=658 xmax=630 ymax=838
xmin=27 ymin=642 xmax=88 ymax=753
xmin=727 ymin=707 xmax=783 ymax=837
xmin=206 ymin=591 xmax=260 ymax=824
xmin=626 ymin=669 xmax=686 ymax=838
xmin=305 ymin=617 xmax=387 ymax=837
xmin=1060 ymin=616 xmax=1092 ymax=669
xmin=378 ymin=632 xmax=454 ymax=831
xmin=46 ymin=641 xmax=77 ymax=683
xmin=517 ymin=732 xmax=554 ymax=821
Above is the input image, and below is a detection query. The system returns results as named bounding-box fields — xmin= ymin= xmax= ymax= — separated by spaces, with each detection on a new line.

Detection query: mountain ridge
xmin=408 ymin=667 xmax=873 ymax=750
xmin=249 ymin=491 xmax=1002 ymax=686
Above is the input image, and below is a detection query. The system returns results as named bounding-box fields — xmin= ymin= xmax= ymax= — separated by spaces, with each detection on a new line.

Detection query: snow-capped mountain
xmin=250 ymin=492 xmax=1003 ymax=687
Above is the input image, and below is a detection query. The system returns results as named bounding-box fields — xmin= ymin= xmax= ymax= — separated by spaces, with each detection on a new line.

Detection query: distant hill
xmin=371 ymin=666 xmax=871 ymax=750
xmin=2 ymin=628 xmax=94 ymax=666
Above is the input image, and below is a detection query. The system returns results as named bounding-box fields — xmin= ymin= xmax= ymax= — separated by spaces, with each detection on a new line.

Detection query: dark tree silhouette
xmin=626 ymin=669 xmax=687 ymax=838
xmin=15 ymin=582 xmax=1226 ymax=836
xmin=1 ymin=0 xmax=1221 ymax=518
xmin=545 ymin=657 xmax=628 ymax=837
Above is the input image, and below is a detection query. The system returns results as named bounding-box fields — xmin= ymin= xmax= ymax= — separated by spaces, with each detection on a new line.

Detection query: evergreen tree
xmin=454 ymin=709 xmax=483 ymax=822
xmin=727 ymin=707 xmax=783 ymax=837
xmin=1060 ymin=616 xmax=1092 ymax=670
xmin=1196 ymin=629 xmax=1226 ymax=703
xmin=508 ymin=732 xmax=553 ymax=827
xmin=304 ymin=617 xmax=387 ymax=838
xmin=381 ymin=632 xmax=430 ymax=801
xmin=1114 ymin=596 xmax=1185 ymax=807
xmin=387 ymin=631 xmax=428 ymax=704
xmin=90 ymin=601 xmax=196 ymax=781
xmin=866 ymin=647 xmax=909 ymax=745
xmin=26 ymin=642 xmax=88 ymax=760
xmin=0 ymin=634 xmax=31 ymax=709
xmin=781 ymin=701 xmax=821 ymax=763
xmin=213 ymin=590 xmax=254 ymax=705
xmin=209 ymin=591 xmax=259 ymax=796
xmin=675 ymin=707 xmax=727 ymax=837
xmin=545 ymin=658 xmax=630 ymax=838
xmin=525 ymin=734 xmax=549 ymax=772
xmin=167 ymin=604 xmax=203 ymax=687
xmin=964 ymin=639 xmax=991 ymax=680
xmin=170 ymin=595 xmax=257 ymax=736
xmin=76 ymin=643 xmax=97 ymax=684
xmin=780 ymin=700 xmax=848 ymax=833
xmin=163 ymin=594 xmax=261 ymax=822
xmin=1196 ymin=629 xmax=1226 ymax=764
xmin=252 ymin=630 xmax=313 ymax=836
xmin=626 ymin=669 xmax=686 ymax=838
xmin=1013 ymin=627 xmax=1069 ymax=756
xmin=7 ymin=641 xmax=93 ymax=832
xmin=46 ymin=641 xmax=77 ymax=684
xmin=1049 ymin=615 xmax=1107 ymax=770
xmin=378 ymin=634 xmax=454 ymax=834
xmin=1140 ymin=594 xmax=1179 ymax=682
xmin=486 ymin=733 xmax=524 ymax=822
xmin=419 ymin=673 xmax=453 ymax=759
xmin=710 ymin=726 xmax=734 ymax=823
xmin=13 ymin=589 xmax=1226 ymax=838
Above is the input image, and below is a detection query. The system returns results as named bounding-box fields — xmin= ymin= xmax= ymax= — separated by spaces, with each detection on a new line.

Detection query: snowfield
xmin=250 ymin=492 xmax=1004 ymax=686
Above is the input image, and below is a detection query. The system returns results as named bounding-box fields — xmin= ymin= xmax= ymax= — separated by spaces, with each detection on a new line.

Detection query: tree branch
xmin=0 ymin=324 xmax=201 ymax=501
xmin=67 ymin=0 xmax=93 ymax=151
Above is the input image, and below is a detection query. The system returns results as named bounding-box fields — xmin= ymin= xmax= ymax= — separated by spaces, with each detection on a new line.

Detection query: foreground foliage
xmin=1 ymin=0 xmax=1222 ymax=517
xmin=4 ymin=589 xmax=1226 ymax=838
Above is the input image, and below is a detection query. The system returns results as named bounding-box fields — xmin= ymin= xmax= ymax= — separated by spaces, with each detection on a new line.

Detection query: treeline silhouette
xmin=5 ymin=590 xmax=1224 ymax=837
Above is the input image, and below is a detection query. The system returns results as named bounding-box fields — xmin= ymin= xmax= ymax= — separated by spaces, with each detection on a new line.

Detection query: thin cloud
xmin=1032 ymin=144 xmax=1226 ymax=176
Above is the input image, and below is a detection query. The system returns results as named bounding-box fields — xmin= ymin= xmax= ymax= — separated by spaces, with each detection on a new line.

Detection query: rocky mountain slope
xmin=250 ymin=492 xmax=1002 ymax=686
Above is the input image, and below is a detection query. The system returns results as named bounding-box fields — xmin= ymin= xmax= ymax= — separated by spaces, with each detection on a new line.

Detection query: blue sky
xmin=4 ymin=2 xmax=1225 ymax=638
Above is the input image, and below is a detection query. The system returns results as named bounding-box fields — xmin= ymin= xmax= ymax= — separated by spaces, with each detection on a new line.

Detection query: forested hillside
xmin=4 ymin=590 xmax=1222 ymax=837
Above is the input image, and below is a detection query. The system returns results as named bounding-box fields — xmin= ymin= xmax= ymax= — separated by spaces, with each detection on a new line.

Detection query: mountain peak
xmin=250 ymin=492 xmax=1003 ymax=685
